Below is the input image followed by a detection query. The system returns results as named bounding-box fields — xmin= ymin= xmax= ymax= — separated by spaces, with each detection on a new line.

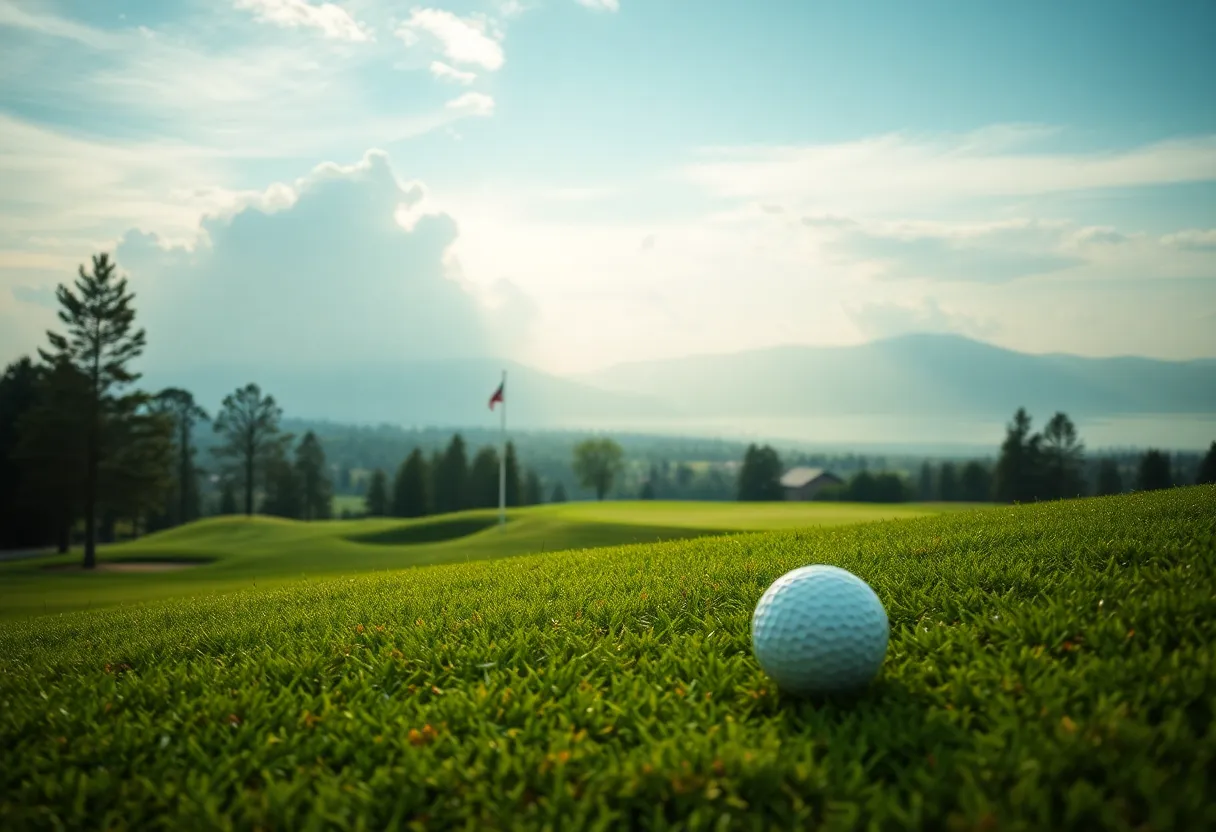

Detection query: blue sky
xmin=1 ymin=0 xmax=1214 ymax=375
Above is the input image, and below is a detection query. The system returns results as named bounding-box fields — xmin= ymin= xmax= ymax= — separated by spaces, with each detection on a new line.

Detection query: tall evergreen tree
xmin=32 ymin=253 xmax=157 ymax=568
xmin=218 ymin=476 xmax=238 ymax=515
xmin=262 ymin=442 xmax=303 ymax=519
xmin=365 ymin=468 xmax=390 ymax=516
xmin=151 ymin=388 xmax=209 ymax=527
xmin=1196 ymin=441 xmax=1216 ymax=485
xmin=1095 ymin=458 xmax=1123 ymax=496
xmin=0 ymin=357 xmax=58 ymax=549
xmin=522 ymin=469 xmax=543 ymax=505
xmin=434 ymin=434 xmax=469 ymax=514
xmin=295 ymin=431 xmax=332 ymax=520
xmin=550 ymin=481 xmax=568 ymax=503
xmin=994 ymin=408 xmax=1042 ymax=503
xmin=917 ymin=461 xmax=934 ymax=501
xmin=469 ymin=447 xmax=501 ymax=509
xmin=959 ymin=461 xmax=992 ymax=502
xmin=504 ymin=441 xmax=522 ymax=507
xmin=392 ymin=449 xmax=431 ymax=517
xmin=212 ymin=383 xmax=288 ymax=516
xmin=937 ymin=462 xmax=959 ymax=501
xmin=1136 ymin=450 xmax=1172 ymax=492
xmin=1039 ymin=412 xmax=1085 ymax=500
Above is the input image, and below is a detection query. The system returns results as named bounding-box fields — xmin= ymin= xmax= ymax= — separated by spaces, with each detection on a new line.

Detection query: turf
xmin=0 ymin=501 xmax=961 ymax=620
xmin=1 ymin=487 xmax=1213 ymax=830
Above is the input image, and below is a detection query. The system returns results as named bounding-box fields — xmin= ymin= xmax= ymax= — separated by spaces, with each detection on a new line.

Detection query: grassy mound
xmin=1 ymin=487 xmax=1213 ymax=829
xmin=0 ymin=501 xmax=958 ymax=620
xmin=347 ymin=516 xmax=504 ymax=545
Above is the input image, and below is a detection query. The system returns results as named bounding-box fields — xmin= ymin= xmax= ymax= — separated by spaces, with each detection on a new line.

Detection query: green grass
xmin=0 ymin=501 xmax=960 ymax=621
xmin=1 ymin=487 xmax=1213 ymax=830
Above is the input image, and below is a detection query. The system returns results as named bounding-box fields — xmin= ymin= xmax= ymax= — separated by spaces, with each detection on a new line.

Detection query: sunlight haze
xmin=1 ymin=0 xmax=1214 ymax=378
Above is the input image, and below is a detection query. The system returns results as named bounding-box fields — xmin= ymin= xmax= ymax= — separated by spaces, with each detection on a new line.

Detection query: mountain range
xmin=146 ymin=334 xmax=1216 ymax=447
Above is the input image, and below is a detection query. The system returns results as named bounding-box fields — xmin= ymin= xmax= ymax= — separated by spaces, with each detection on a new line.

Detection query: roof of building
xmin=779 ymin=467 xmax=839 ymax=488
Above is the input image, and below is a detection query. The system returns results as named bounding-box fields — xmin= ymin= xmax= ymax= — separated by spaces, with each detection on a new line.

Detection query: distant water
xmin=561 ymin=413 xmax=1216 ymax=454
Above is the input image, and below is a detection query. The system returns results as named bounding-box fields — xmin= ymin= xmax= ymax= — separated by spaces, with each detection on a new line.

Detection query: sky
xmin=1 ymin=0 xmax=1215 ymax=377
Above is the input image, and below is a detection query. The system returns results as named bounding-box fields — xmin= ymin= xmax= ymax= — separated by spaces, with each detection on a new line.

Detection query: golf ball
xmin=751 ymin=564 xmax=889 ymax=695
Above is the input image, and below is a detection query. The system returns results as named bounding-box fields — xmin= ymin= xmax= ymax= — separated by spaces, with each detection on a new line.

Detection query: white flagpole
xmin=498 ymin=369 xmax=506 ymax=528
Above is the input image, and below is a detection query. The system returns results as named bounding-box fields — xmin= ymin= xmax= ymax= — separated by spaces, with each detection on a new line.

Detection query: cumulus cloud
xmin=114 ymin=150 xmax=522 ymax=372
xmin=429 ymin=60 xmax=477 ymax=84
xmin=395 ymin=8 xmax=505 ymax=71
xmin=233 ymin=0 xmax=372 ymax=41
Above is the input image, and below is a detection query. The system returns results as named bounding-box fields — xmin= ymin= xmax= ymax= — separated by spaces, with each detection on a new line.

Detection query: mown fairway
xmin=1 ymin=487 xmax=1213 ymax=830
xmin=0 ymin=501 xmax=967 ymax=620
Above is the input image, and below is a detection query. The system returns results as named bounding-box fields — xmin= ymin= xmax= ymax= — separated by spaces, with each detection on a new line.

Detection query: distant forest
xmin=1 ymin=251 xmax=1213 ymax=561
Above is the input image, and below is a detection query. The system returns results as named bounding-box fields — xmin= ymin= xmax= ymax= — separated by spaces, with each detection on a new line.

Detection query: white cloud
xmin=395 ymin=8 xmax=504 ymax=71
xmin=233 ymin=0 xmax=372 ymax=41
xmin=1161 ymin=228 xmax=1216 ymax=251
xmin=576 ymin=0 xmax=620 ymax=11
xmin=682 ymin=129 xmax=1216 ymax=214
xmin=445 ymin=92 xmax=495 ymax=117
xmin=429 ymin=60 xmax=476 ymax=84
xmin=0 ymin=1 xmax=123 ymax=48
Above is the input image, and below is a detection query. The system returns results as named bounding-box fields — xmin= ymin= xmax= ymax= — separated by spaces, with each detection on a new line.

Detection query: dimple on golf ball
xmin=751 ymin=564 xmax=889 ymax=695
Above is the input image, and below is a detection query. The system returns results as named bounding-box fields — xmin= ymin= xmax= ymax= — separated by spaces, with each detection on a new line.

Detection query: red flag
xmin=489 ymin=381 xmax=504 ymax=410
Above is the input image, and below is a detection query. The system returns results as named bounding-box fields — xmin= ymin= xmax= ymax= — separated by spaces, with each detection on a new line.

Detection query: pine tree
xmin=295 ymin=431 xmax=332 ymax=520
xmin=1039 ymin=412 xmax=1085 ymax=500
xmin=1095 ymin=458 xmax=1123 ymax=496
xmin=917 ymin=462 xmax=934 ymax=501
xmin=1196 ymin=442 xmax=1216 ymax=485
xmin=150 ymin=388 xmax=210 ymax=527
xmin=469 ymin=447 xmax=500 ymax=509
xmin=31 ymin=254 xmax=159 ymax=568
xmin=392 ymin=449 xmax=431 ymax=517
xmin=937 ymin=462 xmax=959 ymax=501
xmin=0 ymin=357 xmax=59 ymax=549
xmin=434 ymin=435 xmax=469 ymax=514
xmin=212 ymin=384 xmax=288 ymax=516
xmin=218 ymin=477 xmax=238 ymax=515
xmin=551 ymin=482 xmax=568 ymax=503
xmin=1136 ymin=450 xmax=1172 ymax=492
xmin=994 ymin=408 xmax=1043 ymax=503
xmin=262 ymin=443 xmax=303 ymax=519
xmin=522 ymin=469 xmax=543 ymax=505
xmin=959 ymin=461 xmax=992 ymax=502
xmin=504 ymin=441 xmax=522 ymax=507
xmin=365 ymin=468 xmax=390 ymax=516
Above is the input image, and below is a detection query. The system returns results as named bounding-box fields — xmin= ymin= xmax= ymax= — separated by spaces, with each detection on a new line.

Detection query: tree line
xmin=0 ymin=254 xmax=341 ymax=561
xmin=733 ymin=408 xmax=1216 ymax=504
xmin=358 ymin=436 xmax=550 ymax=518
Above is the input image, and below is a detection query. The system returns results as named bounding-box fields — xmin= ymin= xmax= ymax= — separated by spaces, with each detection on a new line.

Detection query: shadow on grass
xmin=41 ymin=555 xmax=217 ymax=573
xmin=347 ymin=517 xmax=503 ymax=546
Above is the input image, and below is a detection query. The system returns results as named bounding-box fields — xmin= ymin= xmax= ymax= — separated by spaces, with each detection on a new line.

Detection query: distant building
xmin=780 ymin=467 xmax=844 ymax=501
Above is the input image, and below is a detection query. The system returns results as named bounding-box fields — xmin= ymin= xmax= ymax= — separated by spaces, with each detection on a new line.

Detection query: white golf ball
xmin=751 ymin=564 xmax=889 ymax=695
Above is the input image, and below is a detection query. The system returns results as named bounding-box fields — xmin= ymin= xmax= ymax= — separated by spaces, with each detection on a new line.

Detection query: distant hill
xmin=574 ymin=334 xmax=1216 ymax=419
xmin=140 ymin=358 xmax=676 ymax=428
xmin=145 ymin=335 xmax=1215 ymax=450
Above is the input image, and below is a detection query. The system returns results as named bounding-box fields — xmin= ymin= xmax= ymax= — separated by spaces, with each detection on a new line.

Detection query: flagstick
xmin=498 ymin=369 xmax=506 ymax=528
